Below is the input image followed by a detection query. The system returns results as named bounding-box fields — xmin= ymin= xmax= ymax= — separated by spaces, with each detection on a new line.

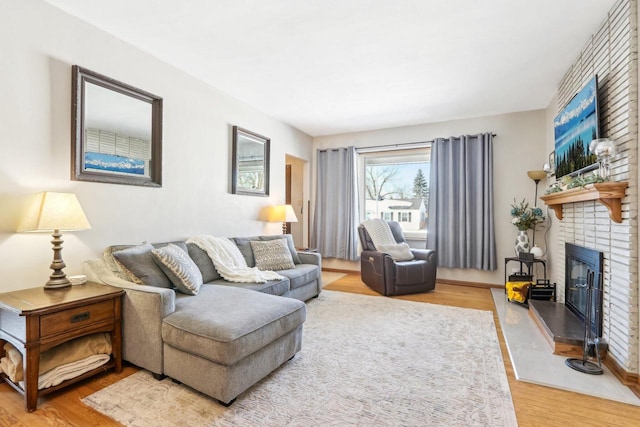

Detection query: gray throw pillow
xmin=250 ymin=239 xmax=296 ymax=271
xmin=152 ymin=244 xmax=203 ymax=295
xmin=259 ymin=234 xmax=301 ymax=264
xmin=112 ymin=243 xmax=173 ymax=288
xmin=186 ymin=243 xmax=221 ymax=282
xmin=232 ymin=237 xmax=256 ymax=267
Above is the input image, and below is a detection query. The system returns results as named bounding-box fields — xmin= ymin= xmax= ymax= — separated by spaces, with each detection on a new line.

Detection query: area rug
xmin=83 ymin=290 xmax=517 ymax=426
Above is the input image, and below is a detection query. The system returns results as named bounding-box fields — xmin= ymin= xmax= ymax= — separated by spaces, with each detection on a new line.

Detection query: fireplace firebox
xmin=565 ymin=243 xmax=604 ymax=338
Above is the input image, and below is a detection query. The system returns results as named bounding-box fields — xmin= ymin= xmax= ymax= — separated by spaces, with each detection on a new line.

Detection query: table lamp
xmin=263 ymin=204 xmax=298 ymax=234
xmin=18 ymin=192 xmax=91 ymax=289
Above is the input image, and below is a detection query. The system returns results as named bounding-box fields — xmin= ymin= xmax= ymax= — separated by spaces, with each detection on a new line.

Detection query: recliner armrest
xmin=411 ymin=248 xmax=437 ymax=263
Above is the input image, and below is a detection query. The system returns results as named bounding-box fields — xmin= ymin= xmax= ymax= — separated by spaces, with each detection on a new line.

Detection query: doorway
xmin=285 ymin=155 xmax=307 ymax=248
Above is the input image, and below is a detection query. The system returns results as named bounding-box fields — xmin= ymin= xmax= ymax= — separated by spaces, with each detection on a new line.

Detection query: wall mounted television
xmin=553 ymin=75 xmax=599 ymax=178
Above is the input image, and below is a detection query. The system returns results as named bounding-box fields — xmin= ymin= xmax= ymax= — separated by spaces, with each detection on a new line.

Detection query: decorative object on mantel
xmin=589 ymin=138 xmax=617 ymax=180
xmin=543 ymin=151 xmax=555 ymax=176
xmin=540 ymin=182 xmax=628 ymax=223
xmin=17 ymin=192 xmax=91 ymax=289
xmin=510 ymin=199 xmax=544 ymax=256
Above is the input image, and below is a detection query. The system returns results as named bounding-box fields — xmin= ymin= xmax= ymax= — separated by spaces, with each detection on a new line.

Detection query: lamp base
xmin=565 ymin=358 xmax=603 ymax=375
xmin=44 ymin=277 xmax=72 ymax=290
xmin=44 ymin=230 xmax=72 ymax=290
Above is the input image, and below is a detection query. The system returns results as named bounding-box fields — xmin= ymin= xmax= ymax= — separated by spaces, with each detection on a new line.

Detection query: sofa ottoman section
xmin=161 ymin=285 xmax=306 ymax=404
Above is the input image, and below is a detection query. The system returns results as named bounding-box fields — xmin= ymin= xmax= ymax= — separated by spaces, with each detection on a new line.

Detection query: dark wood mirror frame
xmin=231 ymin=126 xmax=270 ymax=196
xmin=71 ymin=65 xmax=163 ymax=187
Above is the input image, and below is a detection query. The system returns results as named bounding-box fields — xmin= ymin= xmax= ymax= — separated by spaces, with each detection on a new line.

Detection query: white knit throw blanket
xmin=187 ymin=235 xmax=283 ymax=283
xmin=361 ymin=218 xmax=396 ymax=249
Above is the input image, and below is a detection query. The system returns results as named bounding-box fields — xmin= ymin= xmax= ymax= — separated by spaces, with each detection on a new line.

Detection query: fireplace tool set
xmin=565 ymin=270 xmax=604 ymax=375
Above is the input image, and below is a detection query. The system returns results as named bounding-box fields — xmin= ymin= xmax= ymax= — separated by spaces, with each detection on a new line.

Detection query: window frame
xmin=358 ymin=146 xmax=431 ymax=241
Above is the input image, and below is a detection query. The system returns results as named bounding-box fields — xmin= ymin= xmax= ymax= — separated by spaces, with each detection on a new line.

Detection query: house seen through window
xmin=360 ymin=148 xmax=430 ymax=240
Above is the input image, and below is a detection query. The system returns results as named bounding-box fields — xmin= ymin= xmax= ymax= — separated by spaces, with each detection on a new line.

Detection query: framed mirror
xmin=72 ymin=65 xmax=163 ymax=187
xmin=231 ymin=126 xmax=270 ymax=196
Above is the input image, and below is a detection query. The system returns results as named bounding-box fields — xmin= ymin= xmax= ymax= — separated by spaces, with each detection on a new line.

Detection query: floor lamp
xmin=526 ymin=170 xmax=546 ymax=249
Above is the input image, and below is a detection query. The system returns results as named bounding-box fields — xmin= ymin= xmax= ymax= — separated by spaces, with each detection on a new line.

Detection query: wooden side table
xmin=0 ymin=282 xmax=124 ymax=412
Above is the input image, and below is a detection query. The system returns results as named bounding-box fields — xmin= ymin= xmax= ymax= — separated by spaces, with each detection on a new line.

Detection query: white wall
xmin=0 ymin=1 xmax=312 ymax=292
xmin=313 ymin=110 xmax=548 ymax=285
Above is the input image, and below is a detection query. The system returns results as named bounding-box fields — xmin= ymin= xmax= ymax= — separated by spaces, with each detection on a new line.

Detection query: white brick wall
xmin=556 ymin=0 xmax=639 ymax=373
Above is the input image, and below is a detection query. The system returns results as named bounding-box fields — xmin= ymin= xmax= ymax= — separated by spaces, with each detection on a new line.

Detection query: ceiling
xmin=45 ymin=0 xmax=617 ymax=136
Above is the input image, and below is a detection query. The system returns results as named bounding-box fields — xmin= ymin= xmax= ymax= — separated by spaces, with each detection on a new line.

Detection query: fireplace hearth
xmin=528 ymin=243 xmax=606 ymax=358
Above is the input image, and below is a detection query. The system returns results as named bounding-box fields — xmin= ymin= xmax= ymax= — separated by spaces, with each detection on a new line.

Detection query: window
xmin=398 ymin=212 xmax=411 ymax=222
xmin=359 ymin=147 xmax=430 ymax=240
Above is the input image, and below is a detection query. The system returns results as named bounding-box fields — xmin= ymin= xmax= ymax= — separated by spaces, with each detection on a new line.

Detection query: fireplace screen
xmin=565 ymin=243 xmax=604 ymax=337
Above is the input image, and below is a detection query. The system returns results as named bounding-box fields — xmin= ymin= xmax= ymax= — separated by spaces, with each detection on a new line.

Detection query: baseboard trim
xmin=436 ymin=278 xmax=502 ymax=289
xmin=604 ymin=356 xmax=640 ymax=398
xmin=322 ymin=268 xmax=358 ymax=274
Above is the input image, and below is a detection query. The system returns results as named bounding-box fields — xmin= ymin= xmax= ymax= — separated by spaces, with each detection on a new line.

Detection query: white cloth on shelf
xmin=16 ymin=353 xmax=111 ymax=390
xmin=187 ymin=235 xmax=283 ymax=283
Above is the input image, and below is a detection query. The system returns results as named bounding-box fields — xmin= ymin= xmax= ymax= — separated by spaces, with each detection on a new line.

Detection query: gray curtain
xmin=312 ymin=146 xmax=359 ymax=260
xmin=426 ymin=133 xmax=496 ymax=270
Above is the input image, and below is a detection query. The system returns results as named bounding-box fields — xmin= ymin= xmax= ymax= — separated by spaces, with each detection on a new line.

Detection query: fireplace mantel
xmin=539 ymin=182 xmax=628 ymax=223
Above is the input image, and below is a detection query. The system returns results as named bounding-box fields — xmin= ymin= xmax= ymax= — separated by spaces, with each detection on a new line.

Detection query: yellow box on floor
xmin=505 ymin=281 xmax=532 ymax=304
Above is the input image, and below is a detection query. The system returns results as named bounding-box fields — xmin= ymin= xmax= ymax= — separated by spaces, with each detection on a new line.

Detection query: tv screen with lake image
xmin=553 ymin=75 xmax=599 ymax=178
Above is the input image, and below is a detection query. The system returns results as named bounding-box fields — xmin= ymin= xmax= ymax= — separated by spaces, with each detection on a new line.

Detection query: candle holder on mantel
xmin=589 ymin=138 xmax=617 ymax=180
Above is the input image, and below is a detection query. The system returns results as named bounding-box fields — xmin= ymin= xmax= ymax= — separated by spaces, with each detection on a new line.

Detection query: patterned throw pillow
xmin=151 ymin=244 xmax=203 ymax=295
xmin=250 ymin=239 xmax=296 ymax=271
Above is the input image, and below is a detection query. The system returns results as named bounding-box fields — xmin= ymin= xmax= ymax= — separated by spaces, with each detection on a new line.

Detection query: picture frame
xmin=231 ymin=126 xmax=270 ymax=196
xmin=548 ymin=151 xmax=556 ymax=176
xmin=71 ymin=66 xmax=163 ymax=187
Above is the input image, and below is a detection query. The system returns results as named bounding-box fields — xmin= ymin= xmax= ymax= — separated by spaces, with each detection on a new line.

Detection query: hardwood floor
xmin=2 ymin=274 xmax=639 ymax=426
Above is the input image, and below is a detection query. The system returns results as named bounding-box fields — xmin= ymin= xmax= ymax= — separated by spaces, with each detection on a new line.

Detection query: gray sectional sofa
xmin=83 ymin=234 xmax=321 ymax=406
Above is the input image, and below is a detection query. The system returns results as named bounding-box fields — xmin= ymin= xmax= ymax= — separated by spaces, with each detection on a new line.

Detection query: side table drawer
xmin=40 ymin=299 xmax=114 ymax=338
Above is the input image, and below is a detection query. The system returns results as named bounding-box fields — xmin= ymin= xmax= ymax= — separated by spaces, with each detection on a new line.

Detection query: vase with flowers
xmin=510 ymin=199 xmax=545 ymax=255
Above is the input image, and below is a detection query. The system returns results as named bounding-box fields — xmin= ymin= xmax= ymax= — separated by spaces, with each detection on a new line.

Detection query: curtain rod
xmin=316 ymin=133 xmax=496 ymax=153
xmin=355 ymin=132 xmax=496 ymax=153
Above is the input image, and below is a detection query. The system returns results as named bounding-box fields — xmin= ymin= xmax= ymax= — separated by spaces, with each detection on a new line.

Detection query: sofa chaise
xmin=84 ymin=234 xmax=321 ymax=406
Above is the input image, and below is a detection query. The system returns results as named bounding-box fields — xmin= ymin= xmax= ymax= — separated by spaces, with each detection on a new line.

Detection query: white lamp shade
xmin=18 ymin=192 xmax=91 ymax=232
xmin=262 ymin=204 xmax=298 ymax=223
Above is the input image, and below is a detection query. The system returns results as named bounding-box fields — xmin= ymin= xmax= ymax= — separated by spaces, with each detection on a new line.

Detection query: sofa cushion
xmin=112 ymin=243 xmax=173 ymax=288
xmin=186 ymin=242 xmax=221 ymax=282
xmin=152 ymin=244 xmax=203 ymax=295
xmin=259 ymin=235 xmax=301 ymax=264
xmin=233 ymin=235 xmax=301 ymax=267
xmin=232 ymin=237 xmax=256 ymax=267
xmin=277 ymin=264 xmax=321 ymax=290
xmin=251 ymin=239 xmax=295 ymax=271
xmin=207 ymin=278 xmax=290 ymax=296
xmin=106 ymin=241 xmax=189 ymax=283
xmin=163 ymin=285 xmax=306 ymax=365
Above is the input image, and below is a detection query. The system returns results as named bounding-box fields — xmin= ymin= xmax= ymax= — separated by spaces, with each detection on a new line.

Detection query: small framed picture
xmin=548 ymin=151 xmax=556 ymax=176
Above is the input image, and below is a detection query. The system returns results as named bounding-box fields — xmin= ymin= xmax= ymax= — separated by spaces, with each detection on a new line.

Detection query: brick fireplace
xmin=548 ymin=0 xmax=638 ymax=378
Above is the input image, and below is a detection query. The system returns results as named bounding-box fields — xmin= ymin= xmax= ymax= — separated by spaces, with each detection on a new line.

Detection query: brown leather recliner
xmin=358 ymin=221 xmax=437 ymax=296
